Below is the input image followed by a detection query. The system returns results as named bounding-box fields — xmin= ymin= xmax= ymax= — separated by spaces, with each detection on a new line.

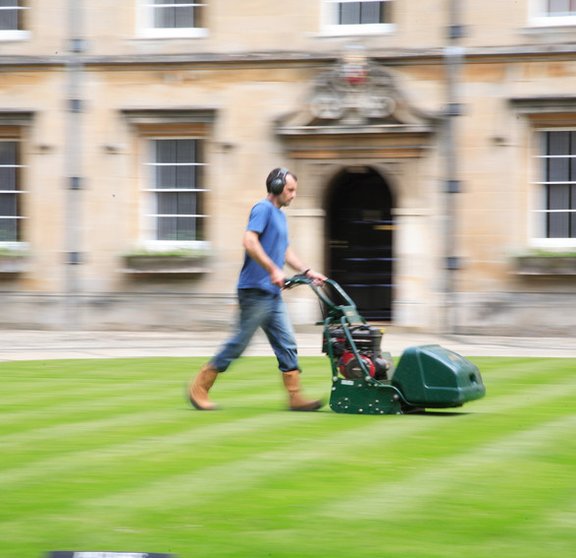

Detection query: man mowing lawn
xmin=188 ymin=167 xmax=326 ymax=412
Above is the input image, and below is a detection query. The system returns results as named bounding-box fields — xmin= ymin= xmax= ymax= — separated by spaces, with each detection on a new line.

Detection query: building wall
xmin=1 ymin=1 xmax=575 ymax=334
xmin=8 ymin=2 xmax=575 ymax=58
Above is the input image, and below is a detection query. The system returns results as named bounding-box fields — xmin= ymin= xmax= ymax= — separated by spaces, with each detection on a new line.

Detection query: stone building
xmin=1 ymin=0 xmax=575 ymax=335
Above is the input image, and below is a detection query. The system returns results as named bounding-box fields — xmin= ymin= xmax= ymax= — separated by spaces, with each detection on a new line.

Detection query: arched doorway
xmin=326 ymin=167 xmax=394 ymax=321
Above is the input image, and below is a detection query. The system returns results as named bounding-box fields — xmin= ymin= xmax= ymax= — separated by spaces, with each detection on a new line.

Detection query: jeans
xmin=210 ymin=288 xmax=299 ymax=373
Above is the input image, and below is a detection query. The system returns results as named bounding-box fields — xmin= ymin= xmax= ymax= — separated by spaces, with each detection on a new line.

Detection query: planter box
xmin=514 ymin=256 xmax=576 ymax=276
xmin=122 ymin=255 xmax=210 ymax=274
xmin=0 ymin=255 xmax=29 ymax=274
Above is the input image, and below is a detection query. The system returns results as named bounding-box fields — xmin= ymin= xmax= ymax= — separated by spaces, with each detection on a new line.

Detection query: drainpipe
xmin=442 ymin=0 xmax=465 ymax=334
xmin=63 ymin=0 xmax=85 ymax=328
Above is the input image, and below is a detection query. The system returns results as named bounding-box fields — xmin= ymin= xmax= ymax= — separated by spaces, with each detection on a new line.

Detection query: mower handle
xmin=285 ymin=274 xmax=374 ymax=378
xmin=283 ymin=273 xmax=312 ymax=289
xmin=283 ymin=274 xmax=357 ymax=311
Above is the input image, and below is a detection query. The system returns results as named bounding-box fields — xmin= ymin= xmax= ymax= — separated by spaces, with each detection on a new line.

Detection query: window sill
xmin=319 ymin=24 xmax=395 ymax=37
xmin=0 ymin=255 xmax=30 ymax=274
xmin=513 ymin=255 xmax=576 ymax=275
xmin=121 ymin=254 xmax=210 ymax=275
xmin=135 ymin=28 xmax=208 ymax=40
xmin=0 ymin=30 xmax=31 ymax=42
xmin=526 ymin=16 xmax=576 ymax=29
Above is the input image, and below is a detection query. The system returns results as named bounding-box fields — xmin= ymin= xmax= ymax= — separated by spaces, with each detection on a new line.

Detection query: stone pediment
xmin=277 ymin=58 xmax=436 ymax=136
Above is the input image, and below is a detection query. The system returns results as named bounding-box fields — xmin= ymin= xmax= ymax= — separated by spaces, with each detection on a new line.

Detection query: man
xmin=188 ymin=167 xmax=326 ymax=411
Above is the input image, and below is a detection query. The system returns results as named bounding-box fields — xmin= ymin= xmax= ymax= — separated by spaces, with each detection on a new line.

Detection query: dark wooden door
xmin=327 ymin=168 xmax=394 ymax=321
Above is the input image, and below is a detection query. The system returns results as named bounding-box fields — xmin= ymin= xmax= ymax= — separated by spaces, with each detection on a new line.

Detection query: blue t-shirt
xmin=237 ymin=199 xmax=288 ymax=295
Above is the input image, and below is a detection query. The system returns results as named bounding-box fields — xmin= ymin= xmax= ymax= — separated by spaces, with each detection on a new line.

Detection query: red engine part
xmin=338 ymin=351 xmax=376 ymax=379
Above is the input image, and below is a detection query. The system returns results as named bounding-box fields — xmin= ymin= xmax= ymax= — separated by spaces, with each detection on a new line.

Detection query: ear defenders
xmin=267 ymin=167 xmax=289 ymax=195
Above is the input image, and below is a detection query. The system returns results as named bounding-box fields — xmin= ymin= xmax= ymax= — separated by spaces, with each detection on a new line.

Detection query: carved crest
xmin=310 ymin=50 xmax=398 ymax=125
xmin=278 ymin=52 xmax=434 ymax=131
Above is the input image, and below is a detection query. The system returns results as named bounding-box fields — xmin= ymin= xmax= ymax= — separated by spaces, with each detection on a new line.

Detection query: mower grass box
xmin=392 ymin=345 xmax=486 ymax=408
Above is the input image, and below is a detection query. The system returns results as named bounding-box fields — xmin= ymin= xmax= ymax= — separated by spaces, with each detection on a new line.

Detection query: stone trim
xmin=120 ymin=108 xmax=217 ymax=125
xmin=0 ymin=110 xmax=35 ymax=127
xmin=5 ymin=43 xmax=576 ymax=69
xmin=509 ymin=95 xmax=576 ymax=114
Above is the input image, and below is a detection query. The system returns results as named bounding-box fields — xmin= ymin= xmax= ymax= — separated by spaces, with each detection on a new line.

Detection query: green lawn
xmin=1 ymin=356 xmax=575 ymax=558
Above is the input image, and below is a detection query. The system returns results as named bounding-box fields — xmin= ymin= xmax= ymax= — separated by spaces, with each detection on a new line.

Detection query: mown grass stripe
xmin=1 ymin=407 xmax=343 ymax=488
xmin=48 ymin=416 xmax=437 ymax=519
xmin=2 ymin=362 xmax=574 ymax=487
xmin=0 ymin=378 xmax=303 ymax=447
xmin=321 ymin=413 xmax=576 ymax=519
xmin=0 ymin=377 xmax=549 ymax=472
xmin=470 ymin=373 xmax=576 ymax=413
xmin=0 ymin=374 xmax=291 ymax=429
xmin=465 ymin=357 xmax=575 ymax=387
xmin=31 ymin=389 xmax=574 ymax=518
xmin=0 ymin=385 xmax=177 ymax=432
xmin=6 ymin=357 xmax=567 ymax=448
xmin=540 ymin=489 xmax=576 ymax=531
xmin=1 ymin=376 xmax=175 ymax=410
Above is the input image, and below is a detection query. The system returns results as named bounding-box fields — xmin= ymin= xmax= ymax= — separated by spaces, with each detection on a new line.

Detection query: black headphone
xmin=267 ymin=167 xmax=289 ymax=195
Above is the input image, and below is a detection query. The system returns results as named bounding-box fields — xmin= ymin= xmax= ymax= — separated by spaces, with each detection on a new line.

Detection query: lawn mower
xmin=284 ymin=274 xmax=486 ymax=414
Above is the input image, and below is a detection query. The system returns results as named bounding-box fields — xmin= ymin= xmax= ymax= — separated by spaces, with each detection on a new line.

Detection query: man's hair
xmin=266 ymin=168 xmax=297 ymax=192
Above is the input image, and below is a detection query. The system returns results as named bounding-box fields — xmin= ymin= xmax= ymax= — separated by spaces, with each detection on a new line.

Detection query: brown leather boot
xmin=188 ymin=363 xmax=220 ymax=410
xmin=282 ymin=370 xmax=323 ymax=412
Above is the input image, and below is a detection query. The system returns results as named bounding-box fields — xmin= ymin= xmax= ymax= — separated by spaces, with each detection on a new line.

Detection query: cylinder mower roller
xmin=284 ymin=275 xmax=485 ymax=415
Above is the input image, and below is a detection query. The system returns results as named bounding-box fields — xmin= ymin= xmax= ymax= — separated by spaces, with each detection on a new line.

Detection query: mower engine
xmin=323 ymin=324 xmax=393 ymax=381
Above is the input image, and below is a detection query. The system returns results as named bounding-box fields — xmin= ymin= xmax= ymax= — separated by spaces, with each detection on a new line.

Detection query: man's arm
xmin=285 ymin=247 xmax=326 ymax=284
xmin=243 ymin=233 xmax=326 ymax=287
xmin=243 ymin=230 xmax=285 ymax=287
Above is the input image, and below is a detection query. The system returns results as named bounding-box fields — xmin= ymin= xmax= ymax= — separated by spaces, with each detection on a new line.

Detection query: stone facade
xmin=1 ymin=1 xmax=575 ymax=335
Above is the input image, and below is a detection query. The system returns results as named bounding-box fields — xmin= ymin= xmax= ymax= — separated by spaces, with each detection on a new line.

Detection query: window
xmin=337 ymin=0 xmax=390 ymax=25
xmin=152 ymin=0 xmax=204 ymax=28
xmin=0 ymin=141 xmax=24 ymax=243
xmin=546 ymin=0 xmax=576 ymax=15
xmin=535 ymin=131 xmax=576 ymax=241
xmin=0 ymin=0 xmax=29 ymax=41
xmin=137 ymin=0 xmax=208 ymax=38
xmin=322 ymin=0 xmax=394 ymax=35
xmin=145 ymin=138 xmax=207 ymax=243
xmin=121 ymin=108 xmax=215 ymax=250
xmin=530 ymin=0 xmax=576 ymax=26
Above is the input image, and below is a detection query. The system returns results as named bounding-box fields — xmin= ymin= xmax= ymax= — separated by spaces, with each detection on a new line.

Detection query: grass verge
xmin=1 ymin=356 xmax=575 ymax=558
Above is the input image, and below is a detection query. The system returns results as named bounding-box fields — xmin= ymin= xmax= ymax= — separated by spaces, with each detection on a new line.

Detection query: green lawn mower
xmin=284 ymin=275 xmax=486 ymax=415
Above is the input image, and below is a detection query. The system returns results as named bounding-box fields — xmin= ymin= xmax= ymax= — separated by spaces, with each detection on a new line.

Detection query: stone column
xmin=393 ymin=207 xmax=438 ymax=330
xmin=285 ymin=208 xmax=326 ymax=326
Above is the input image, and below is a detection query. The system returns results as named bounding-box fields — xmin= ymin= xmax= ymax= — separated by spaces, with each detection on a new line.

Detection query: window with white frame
xmin=535 ymin=130 xmax=576 ymax=241
xmin=0 ymin=140 xmax=24 ymax=243
xmin=145 ymin=138 xmax=207 ymax=243
xmin=322 ymin=0 xmax=394 ymax=35
xmin=545 ymin=0 xmax=576 ymax=15
xmin=137 ymin=0 xmax=208 ymax=38
xmin=0 ymin=0 xmax=29 ymax=41
xmin=530 ymin=0 xmax=576 ymax=26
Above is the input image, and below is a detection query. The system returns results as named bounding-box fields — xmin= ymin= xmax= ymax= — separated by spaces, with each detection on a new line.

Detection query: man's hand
xmin=270 ymin=266 xmax=286 ymax=288
xmin=306 ymin=269 xmax=327 ymax=286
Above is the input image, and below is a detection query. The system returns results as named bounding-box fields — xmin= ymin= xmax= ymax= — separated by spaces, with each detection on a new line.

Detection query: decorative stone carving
xmin=310 ymin=58 xmax=397 ymax=125
xmin=277 ymin=52 xmax=436 ymax=133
